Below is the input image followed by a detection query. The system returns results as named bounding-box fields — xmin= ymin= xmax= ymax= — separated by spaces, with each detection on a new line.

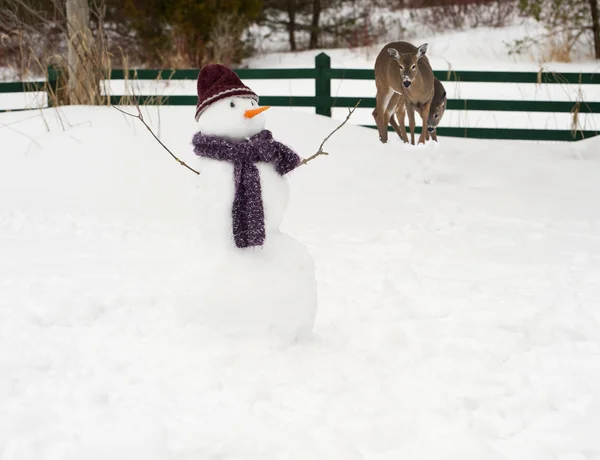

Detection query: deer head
xmin=387 ymin=43 xmax=428 ymax=89
xmin=427 ymin=89 xmax=447 ymax=132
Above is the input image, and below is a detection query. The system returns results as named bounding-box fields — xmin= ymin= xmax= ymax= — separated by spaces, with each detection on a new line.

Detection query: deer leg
xmin=372 ymin=107 xmax=381 ymax=137
xmin=389 ymin=113 xmax=407 ymax=143
xmin=383 ymin=93 xmax=402 ymax=139
xmin=387 ymin=94 xmax=401 ymax=138
xmin=418 ymin=101 xmax=432 ymax=145
xmin=379 ymin=92 xmax=401 ymax=144
xmin=431 ymin=129 xmax=438 ymax=142
xmin=372 ymin=109 xmax=378 ymax=125
xmin=415 ymin=105 xmax=430 ymax=142
xmin=389 ymin=112 xmax=401 ymax=138
xmin=399 ymin=102 xmax=408 ymax=143
xmin=406 ymin=103 xmax=416 ymax=145
xmin=391 ymin=99 xmax=409 ymax=143
xmin=375 ymin=87 xmax=394 ymax=144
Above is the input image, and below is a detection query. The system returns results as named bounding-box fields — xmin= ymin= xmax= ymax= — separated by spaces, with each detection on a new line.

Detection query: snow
xmin=2 ymin=104 xmax=600 ymax=459
xmin=177 ymin=230 xmax=317 ymax=341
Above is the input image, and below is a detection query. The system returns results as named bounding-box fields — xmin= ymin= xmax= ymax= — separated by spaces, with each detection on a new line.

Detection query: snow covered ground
xmin=1 ymin=105 xmax=600 ymax=459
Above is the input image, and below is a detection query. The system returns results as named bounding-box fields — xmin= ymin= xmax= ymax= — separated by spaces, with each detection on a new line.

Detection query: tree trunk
xmin=591 ymin=0 xmax=600 ymax=59
xmin=65 ymin=0 xmax=99 ymax=104
xmin=286 ymin=0 xmax=297 ymax=51
xmin=309 ymin=0 xmax=321 ymax=49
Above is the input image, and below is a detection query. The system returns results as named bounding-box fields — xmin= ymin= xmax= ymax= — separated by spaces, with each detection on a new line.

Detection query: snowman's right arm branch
xmin=299 ymin=99 xmax=361 ymax=167
xmin=112 ymin=105 xmax=201 ymax=176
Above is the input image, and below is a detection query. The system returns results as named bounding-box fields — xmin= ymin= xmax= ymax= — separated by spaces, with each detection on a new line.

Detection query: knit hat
xmin=195 ymin=64 xmax=259 ymax=121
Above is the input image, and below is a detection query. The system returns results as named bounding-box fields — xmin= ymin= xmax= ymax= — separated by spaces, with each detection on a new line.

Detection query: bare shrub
xmin=209 ymin=13 xmax=247 ymax=66
xmin=158 ymin=33 xmax=206 ymax=69
xmin=510 ymin=27 xmax=589 ymax=62
xmin=545 ymin=35 xmax=576 ymax=62
xmin=343 ymin=5 xmax=409 ymax=49
xmin=513 ymin=0 xmax=598 ymax=61
xmin=0 ymin=17 xmax=64 ymax=81
xmin=406 ymin=0 xmax=518 ymax=32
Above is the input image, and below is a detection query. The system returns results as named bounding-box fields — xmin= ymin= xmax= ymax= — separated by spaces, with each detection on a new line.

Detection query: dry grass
xmin=1 ymin=0 xmax=182 ymax=121
xmin=543 ymin=35 xmax=574 ymax=62
xmin=1 ymin=0 xmax=108 ymax=105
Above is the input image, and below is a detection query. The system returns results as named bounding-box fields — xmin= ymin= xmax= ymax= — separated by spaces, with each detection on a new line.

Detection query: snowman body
xmin=186 ymin=96 xmax=317 ymax=341
xmin=194 ymin=159 xmax=289 ymax=246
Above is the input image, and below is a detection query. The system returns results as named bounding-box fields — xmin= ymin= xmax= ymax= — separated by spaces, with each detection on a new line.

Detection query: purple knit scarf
xmin=192 ymin=129 xmax=300 ymax=248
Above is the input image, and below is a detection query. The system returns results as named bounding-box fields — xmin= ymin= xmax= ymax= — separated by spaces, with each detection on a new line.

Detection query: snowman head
xmin=195 ymin=64 xmax=270 ymax=141
xmin=196 ymin=96 xmax=270 ymax=141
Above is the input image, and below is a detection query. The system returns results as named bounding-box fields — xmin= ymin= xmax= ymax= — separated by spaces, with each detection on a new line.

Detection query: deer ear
xmin=387 ymin=48 xmax=400 ymax=60
xmin=416 ymin=43 xmax=428 ymax=59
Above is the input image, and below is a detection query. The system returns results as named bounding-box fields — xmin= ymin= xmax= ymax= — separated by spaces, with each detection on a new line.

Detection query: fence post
xmin=46 ymin=66 xmax=58 ymax=108
xmin=46 ymin=65 xmax=68 ymax=107
xmin=315 ymin=52 xmax=331 ymax=117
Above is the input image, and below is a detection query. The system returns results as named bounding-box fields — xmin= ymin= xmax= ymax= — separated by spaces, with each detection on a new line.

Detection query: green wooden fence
xmin=1 ymin=52 xmax=599 ymax=141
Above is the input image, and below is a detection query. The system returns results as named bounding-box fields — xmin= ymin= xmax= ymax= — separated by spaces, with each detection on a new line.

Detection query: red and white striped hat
xmin=195 ymin=64 xmax=259 ymax=121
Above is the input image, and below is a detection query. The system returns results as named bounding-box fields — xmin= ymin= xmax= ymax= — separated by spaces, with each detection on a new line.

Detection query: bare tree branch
xmin=299 ymin=99 xmax=361 ymax=166
xmin=112 ymin=104 xmax=201 ymax=175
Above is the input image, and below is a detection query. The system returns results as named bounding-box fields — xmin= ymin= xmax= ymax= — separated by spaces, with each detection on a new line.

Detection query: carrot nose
xmin=244 ymin=106 xmax=270 ymax=119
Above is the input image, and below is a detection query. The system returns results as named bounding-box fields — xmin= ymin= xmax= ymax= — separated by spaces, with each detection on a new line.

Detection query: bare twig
xmin=112 ymin=104 xmax=200 ymax=175
xmin=0 ymin=122 xmax=42 ymax=148
xmin=299 ymin=99 xmax=361 ymax=166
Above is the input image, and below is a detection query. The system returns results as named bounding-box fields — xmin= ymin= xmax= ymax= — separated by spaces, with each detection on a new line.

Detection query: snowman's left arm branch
xmin=299 ymin=99 xmax=361 ymax=167
xmin=113 ymin=105 xmax=201 ymax=176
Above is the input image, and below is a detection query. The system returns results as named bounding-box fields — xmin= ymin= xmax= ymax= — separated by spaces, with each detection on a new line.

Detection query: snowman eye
xmin=230 ymin=101 xmax=235 ymax=108
xmin=251 ymin=100 xmax=256 ymax=106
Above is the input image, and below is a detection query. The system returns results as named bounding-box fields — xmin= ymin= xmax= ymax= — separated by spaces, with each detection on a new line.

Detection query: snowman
xmin=184 ymin=64 xmax=317 ymax=341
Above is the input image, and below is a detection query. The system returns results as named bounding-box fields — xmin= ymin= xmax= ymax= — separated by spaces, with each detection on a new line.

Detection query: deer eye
xmin=399 ymin=65 xmax=404 ymax=70
xmin=434 ymin=114 xmax=439 ymax=118
xmin=230 ymin=101 xmax=235 ymax=108
xmin=411 ymin=64 xmax=416 ymax=70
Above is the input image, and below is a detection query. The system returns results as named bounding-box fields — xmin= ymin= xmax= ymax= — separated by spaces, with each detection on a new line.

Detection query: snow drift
xmin=1 ymin=105 xmax=600 ymax=459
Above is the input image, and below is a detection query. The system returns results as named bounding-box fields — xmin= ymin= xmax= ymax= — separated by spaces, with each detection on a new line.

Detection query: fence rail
xmin=1 ymin=52 xmax=598 ymax=141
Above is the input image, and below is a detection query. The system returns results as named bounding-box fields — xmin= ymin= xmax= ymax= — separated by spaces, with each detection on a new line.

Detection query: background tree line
xmin=0 ymin=0 xmax=598 ymax=84
xmin=0 ymin=0 xmax=377 ymax=69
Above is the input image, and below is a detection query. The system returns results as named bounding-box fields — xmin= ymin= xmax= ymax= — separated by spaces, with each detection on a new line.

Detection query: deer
xmin=390 ymin=78 xmax=447 ymax=143
xmin=372 ymin=41 xmax=435 ymax=145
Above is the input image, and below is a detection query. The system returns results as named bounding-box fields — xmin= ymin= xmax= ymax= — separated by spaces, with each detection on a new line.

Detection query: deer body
xmin=372 ymin=41 xmax=435 ymax=145
xmin=390 ymin=78 xmax=447 ymax=142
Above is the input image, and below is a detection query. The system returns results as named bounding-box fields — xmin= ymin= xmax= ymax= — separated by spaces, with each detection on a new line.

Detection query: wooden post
xmin=315 ymin=52 xmax=331 ymax=117
xmin=65 ymin=0 xmax=99 ymax=105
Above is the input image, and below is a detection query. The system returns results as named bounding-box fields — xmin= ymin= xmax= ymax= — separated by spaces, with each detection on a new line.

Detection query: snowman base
xmin=179 ymin=232 xmax=317 ymax=342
